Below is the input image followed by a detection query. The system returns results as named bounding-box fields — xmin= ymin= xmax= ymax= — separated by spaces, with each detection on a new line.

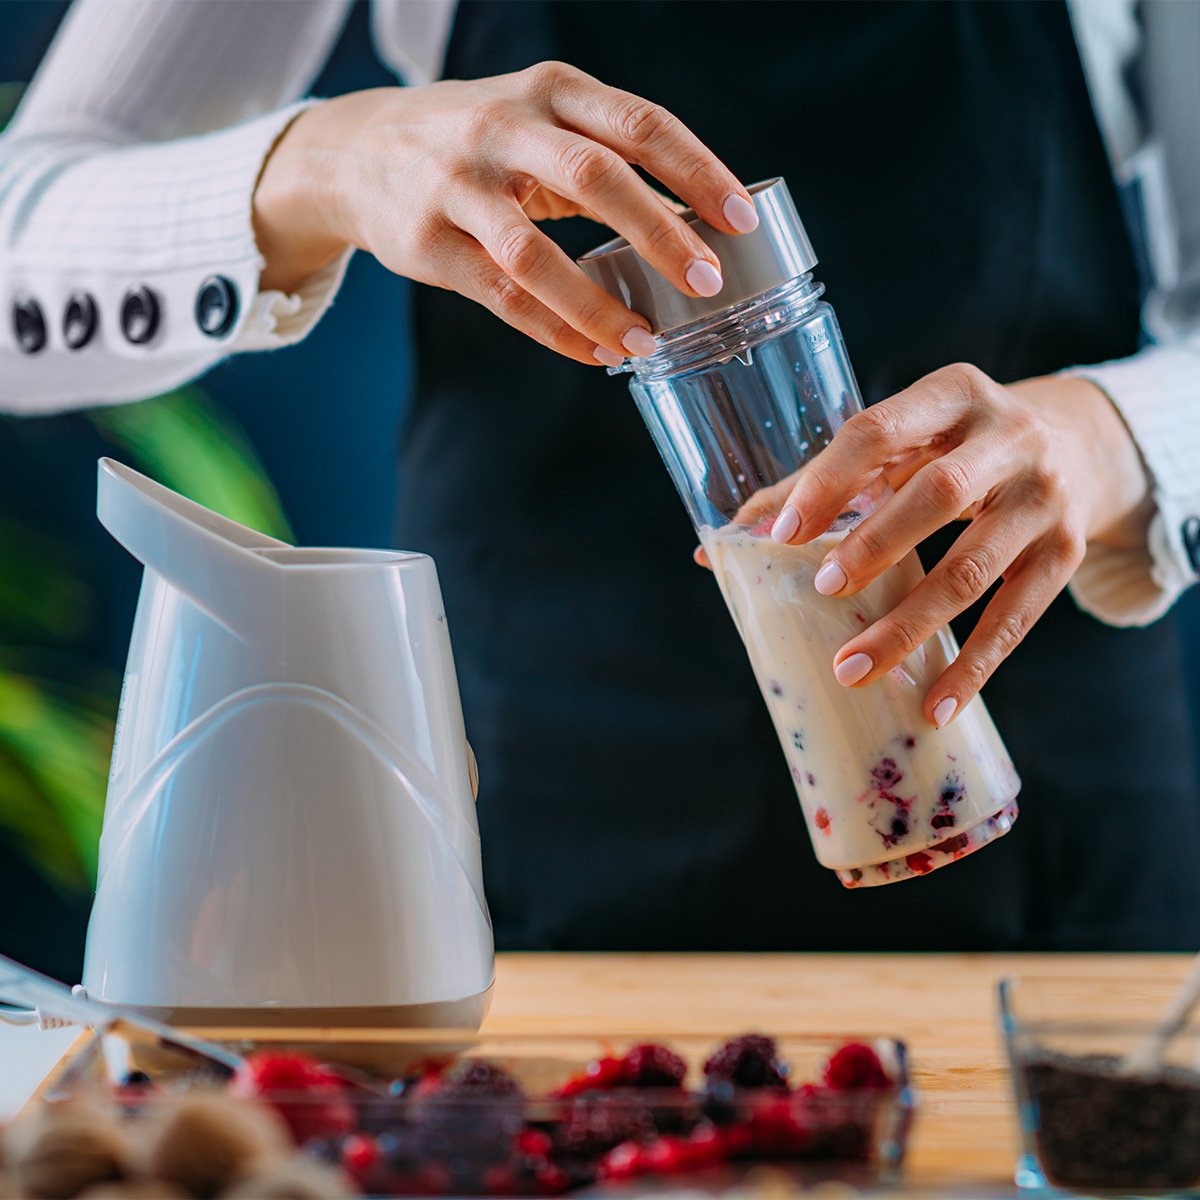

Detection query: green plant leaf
xmin=0 ymin=672 xmax=111 ymax=889
xmin=0 ymin=517 xmax=93 ymax=642
xmin=89 ymin=387 xmax=294 ymax=541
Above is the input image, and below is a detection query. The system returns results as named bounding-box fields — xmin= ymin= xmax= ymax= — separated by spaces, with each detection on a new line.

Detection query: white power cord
xmin=0 ymin=984 xmax=88 ymax=1029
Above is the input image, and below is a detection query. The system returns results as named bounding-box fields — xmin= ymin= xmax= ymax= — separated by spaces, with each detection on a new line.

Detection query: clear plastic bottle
xmin=579 ymin=179 xmax=1019 ymax=887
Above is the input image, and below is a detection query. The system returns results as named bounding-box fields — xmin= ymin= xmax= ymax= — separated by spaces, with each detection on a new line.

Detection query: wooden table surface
xmin=480 ymin=953 xmax=1191 ymax=1195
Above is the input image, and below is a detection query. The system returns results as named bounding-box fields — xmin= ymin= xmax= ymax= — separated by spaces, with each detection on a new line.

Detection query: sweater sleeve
xmin=1062 ymin=342 xmax=1200 ymax=626
xmin=0 ymin=0 xmax=354 ymax=414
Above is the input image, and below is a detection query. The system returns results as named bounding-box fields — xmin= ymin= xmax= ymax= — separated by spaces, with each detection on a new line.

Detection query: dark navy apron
xmin=396 ymin=0 xmax=1200 ymax=950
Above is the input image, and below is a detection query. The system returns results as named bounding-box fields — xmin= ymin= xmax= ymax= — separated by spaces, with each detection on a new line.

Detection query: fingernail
xmin=723 ymin=193 xmax=759 ymax=233
xmin=593 ymin=345 xmax=624 ymax=368
xmin=771 ymin=506 xmax=800 ymax=544
xmin=621 ymin=326 xmax=658 ymax=357
xmin=814 ymin=559 xmax=847 ymax=596
xmin=685 ymin=259 xmax=723 ymax=298
xmin=932 ymin=697 xmax=958 ymax=728
xmin=834 ymin=652 xmax=873 ymax=686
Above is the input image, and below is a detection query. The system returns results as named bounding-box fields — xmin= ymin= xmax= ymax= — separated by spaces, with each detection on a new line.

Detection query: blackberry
xmin=441 ymin=1060 xmax=524 ymax=1099
xmin=703 ymin=1035 xmax=790 ymax=1090
xmin=622 ymin=1044 xmax=687 ymax=1088
xmin=553 ymin=1094 xmax=656 ymax=1157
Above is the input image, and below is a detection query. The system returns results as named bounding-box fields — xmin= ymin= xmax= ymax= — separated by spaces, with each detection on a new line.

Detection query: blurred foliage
xmin=1 ymin=391 xmax=292 ymax=895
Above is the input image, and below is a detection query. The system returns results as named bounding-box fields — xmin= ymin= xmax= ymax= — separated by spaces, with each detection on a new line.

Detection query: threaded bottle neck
xmin=619 ymin=274 xmax=824 ymax=381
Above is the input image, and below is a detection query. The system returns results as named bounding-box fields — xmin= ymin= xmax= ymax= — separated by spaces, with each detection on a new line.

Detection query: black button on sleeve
xmin=120 ymin=286 xmax=161 ymax=345
xmin=195 ymin=275 xmax=239 ymax=338
xmin=63 ymin=292 xmax=99 ymax=350
xmin=1183 ymin=516 xmax=1200 ymax=573
xmin=13 ymin=297 xmax=48 ymax=354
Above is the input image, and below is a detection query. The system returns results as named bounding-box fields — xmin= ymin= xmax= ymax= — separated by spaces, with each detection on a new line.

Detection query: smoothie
xmin=700 ymin=521 xmax=1020 ymax=887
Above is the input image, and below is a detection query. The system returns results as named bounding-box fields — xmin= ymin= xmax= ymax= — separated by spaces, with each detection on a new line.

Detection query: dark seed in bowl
xmin=1024 ymin=1050 xmax=1200 ymax=1190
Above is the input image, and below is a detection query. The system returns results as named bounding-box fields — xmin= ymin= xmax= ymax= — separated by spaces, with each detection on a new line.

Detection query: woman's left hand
xmin=715 ymin=364 xmax=1154 ymax=726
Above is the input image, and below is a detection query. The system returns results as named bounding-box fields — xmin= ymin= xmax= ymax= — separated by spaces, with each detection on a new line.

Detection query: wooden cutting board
xmin=481 ymin=953 xmax=1191 ymax=1194
xmin=43 ymin=953 xmax=1191 ymax=1195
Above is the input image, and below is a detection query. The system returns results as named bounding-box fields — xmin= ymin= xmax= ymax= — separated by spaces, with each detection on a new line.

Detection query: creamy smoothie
xmin=701 ymin=521 xmax=1020 ymax=887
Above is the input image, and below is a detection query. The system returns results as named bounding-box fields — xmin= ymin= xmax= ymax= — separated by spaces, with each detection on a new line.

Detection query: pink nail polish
xmin=685 ymin=259 xmax=723 ymax=298
xmin=723 ymin=193 xmax=759 ymax=233
xmin=814 ymin=560 xmax=847 ymax=595
xmin=932 ymin=696 xmax=958 ymax=727
xmin=621 ymin=326 xmax=658 ymax=358
xmin=593 ymin=345 xmax=624 ymax=368
xmin=834 ymin=652 xmax=873 ymax=686
xmin=771 ymin=506 xmax=800 ymax=544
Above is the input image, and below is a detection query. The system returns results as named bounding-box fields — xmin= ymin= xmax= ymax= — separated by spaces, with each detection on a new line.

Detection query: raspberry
xmin=703 ymin=1035 xmax=790 ymax=1090
xmin=641 ymin=1135 xmax=691 ymax=1173
xmin=905 ymin=851 xmax=934 ymax=875
xmin=622 ymin=1043 xmax=687 ymax=1088
xmin=822 ymin=1042 xmax=891 ymax=1091
xmin=340 ymin=1132 xmax=381 ymax=1186
xmin=552 ymin=1054 xmax=626 ymax=1097
xmin=599 ymin=1140 xmax=644 ymax=1182
xmin=230 ymin=1051 xmax=354 ymax=1145
xmin=747 ymin=1093 xmax=810 ymax=1157
xmin=515 ymin=1128 xmax=553 ymax=1158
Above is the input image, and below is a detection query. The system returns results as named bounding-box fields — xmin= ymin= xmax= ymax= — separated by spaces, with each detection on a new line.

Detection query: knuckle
xmin=955 ymin=653 xmax=992 ymax=694
xmin=844 ymin=403 xmax=903 ymax=450
xmin=991 ymin=607 xmax=1032 ymax=657
xmin=523 ymin=60 xmax=576 ymax=95
xmin=845 ymin=521 xmax=891 ymax=570
xmin=488 ymin=274 xmax=536 ymax=322
xmin=941 ymin=550 xmax=994 ymax=605
xmin=556 ymin=140 xmax=621 ymax=194
xmin=940 ymin=361 xmax=991 ymax=397
xmin=920 ymin=458 xmax=974 ymax=513
xmin=613 ymin=96 xmax=671 ymax=146
xmin=1024 ymin=463 xmax=1069 ymax=508
xmin=493 ymin=225 xmax=547 ymax=281
xmin=881 ymin=611 xmax=925 ymax=658
xmin=1048 ymin=522 xmax=1087 ymax=568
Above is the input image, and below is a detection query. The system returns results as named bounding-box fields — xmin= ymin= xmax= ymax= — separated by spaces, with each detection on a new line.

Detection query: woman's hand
xmin=252 ymin=63 xmax=758 ymax=365
xmin=732 ymin=365 xmax=1154 ymax=725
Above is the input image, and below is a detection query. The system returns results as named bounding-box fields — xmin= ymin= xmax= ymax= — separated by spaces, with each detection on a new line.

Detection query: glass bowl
xmin=999 ymin=976 xmax=1200 ymax=1196
xmin=51 ymin=1026 xmax=917 ymax=1196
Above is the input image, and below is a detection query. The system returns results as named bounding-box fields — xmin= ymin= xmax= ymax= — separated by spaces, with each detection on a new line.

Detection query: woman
xmin=3 ymin=0 xmax=1199 ymax=950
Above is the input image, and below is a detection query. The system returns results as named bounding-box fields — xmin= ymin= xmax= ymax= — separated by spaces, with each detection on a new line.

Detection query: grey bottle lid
xmin=576 ymin=177 xmax=816 ymax=335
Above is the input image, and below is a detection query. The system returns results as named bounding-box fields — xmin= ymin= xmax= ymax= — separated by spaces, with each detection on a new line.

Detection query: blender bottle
xmin=579 ymin=178 xmax=1020 ymax=887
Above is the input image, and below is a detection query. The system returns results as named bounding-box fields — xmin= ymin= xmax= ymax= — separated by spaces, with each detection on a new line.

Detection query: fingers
xmin=810 ymin=444 xmax=1014 ymax=597
xmin=512 ymin=126 xmax=726 ymax=299
xmin=828 ymin=506 xmax=1038 ymax=689
xmin=772 ymin=364 xmax=994 ymax=546
xmin=438 ymin=231 xmax=605 ymax=365
xmin=456 ymin=195 xmax=658 ymax=361
xmin=830 ymin=519 xmax=1084 ymax=720
xmin=528 ymin=63 xmax=756 ymax=237
xmin=922 ymin=528 xmax=1082 ymax=722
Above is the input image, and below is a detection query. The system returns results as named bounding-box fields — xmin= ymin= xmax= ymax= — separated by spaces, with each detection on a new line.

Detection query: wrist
xmin=253 ymin=101 xmax=351 ymax=293
xmin=1016 ymin=375 xmax=1154 ymax=551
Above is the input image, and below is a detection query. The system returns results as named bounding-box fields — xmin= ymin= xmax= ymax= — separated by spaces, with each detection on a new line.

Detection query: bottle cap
xmin=576 ymin=177 xmax=817 ymax=335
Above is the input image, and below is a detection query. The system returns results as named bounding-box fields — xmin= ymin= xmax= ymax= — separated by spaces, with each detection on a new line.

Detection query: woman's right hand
xmin=252 ymin=62 xmax=758 ymax=365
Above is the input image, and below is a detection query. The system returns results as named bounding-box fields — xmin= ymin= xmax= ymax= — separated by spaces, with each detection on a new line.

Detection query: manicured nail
xmin=685 ymin=259 xmax=723 ymax=297
xmin=932 ymin=697 xmax=958 ymax=728
xmin=723 ymin=193 xmax=759 ymax=234
xmin=621 ymin=326 xmax=658 ymax=357
xmin=814 ymin=559 xmax=847 ymax=596
xmin=771 ymin=506 xmax=800 ymax=544
xmin=593 ymin=345 xmax=623 ymax=368
xmin=834 ymin=652 xmax=873 ymax=686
